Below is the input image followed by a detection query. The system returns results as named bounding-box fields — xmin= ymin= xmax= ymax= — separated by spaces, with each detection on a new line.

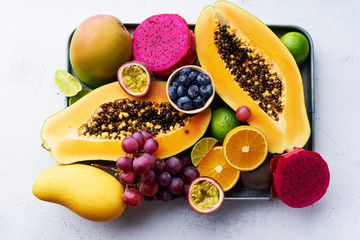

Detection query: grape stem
xmin=91 ymin=163 xmax=120 ymax=173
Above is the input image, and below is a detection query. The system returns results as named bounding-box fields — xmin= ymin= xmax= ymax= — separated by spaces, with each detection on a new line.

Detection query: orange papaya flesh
xmin=41 ymin=81 xmax=211 ymax=164
xmin=195 ymin=1 xmax=310 ymax=153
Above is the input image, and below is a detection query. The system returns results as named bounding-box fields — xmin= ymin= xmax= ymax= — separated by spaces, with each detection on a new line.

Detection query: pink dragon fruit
xmin=132 ymin=14 xmax=196 ymax=77
xmin=270 ymin=148 xmax=330 ymax=208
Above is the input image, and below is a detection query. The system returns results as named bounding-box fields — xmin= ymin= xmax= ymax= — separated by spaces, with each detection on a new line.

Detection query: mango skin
xmin=70 ymin=15 xmax=133 ymax=88
xmin=32 ymin=164 xmax=126 ymax=222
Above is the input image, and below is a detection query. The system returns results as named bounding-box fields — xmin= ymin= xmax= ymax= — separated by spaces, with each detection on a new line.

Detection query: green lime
xmin=281 ymin=32 xmax=309 ymax=66
xmin=68 ymin=88 xmax=92 ymax=105
xmin=210 ymin=107 xmax=240 ymax=142
xmin=191 ymin=137 xmax=218 ymax=167
xmin=55 ymin=70 xmax=82 ymax=97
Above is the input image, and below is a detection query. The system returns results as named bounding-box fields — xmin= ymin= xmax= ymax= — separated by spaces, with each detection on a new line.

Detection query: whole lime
xmin=281 ymin=32 xmax=309 ymax=66
xmin=210 ymin=107 xmax=240 ymax=142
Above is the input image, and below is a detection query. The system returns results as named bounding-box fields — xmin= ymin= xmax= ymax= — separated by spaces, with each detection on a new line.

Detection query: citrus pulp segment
xmin=55 ymin=70 xmax=82 ymax=97
xmin=197 ymin=146 xmax=240 ymax=191
xmin=223 ymin=126 xmax=268 ymax=171
xmin=191 ymin=137 xmax=218 ymax=167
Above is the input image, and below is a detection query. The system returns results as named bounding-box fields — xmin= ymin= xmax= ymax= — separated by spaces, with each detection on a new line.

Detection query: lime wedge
xmin=55 ymin=70 xmax=82 ymax=97
xmin=68 ymin=88 xmax=92 ymax=105
xmin=191 ymin=137 xmax=218 ymax=167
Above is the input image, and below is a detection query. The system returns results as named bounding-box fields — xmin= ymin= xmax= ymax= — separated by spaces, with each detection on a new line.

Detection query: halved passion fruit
xmin=117 ymin=61 xmax=152 ymax=97
xmin=188 ymin=176 xmax=224 ymax=214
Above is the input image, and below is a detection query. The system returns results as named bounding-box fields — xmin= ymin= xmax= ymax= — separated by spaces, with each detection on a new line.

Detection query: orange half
xmin=197 ymin=146 xmax=240 ymax=191
xmin=223 ymin=126 xmax=268 ymax=171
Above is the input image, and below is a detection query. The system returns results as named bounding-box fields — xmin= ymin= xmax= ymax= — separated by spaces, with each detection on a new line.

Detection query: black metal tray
xmin=66 ymin=24 xmax=314 ymax=200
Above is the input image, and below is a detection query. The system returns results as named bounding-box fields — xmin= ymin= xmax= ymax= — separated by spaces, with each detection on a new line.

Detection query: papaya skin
xmin=32 ymin=164 xmax=126 ymax=222
xmin=195 ymin=1 xmax=310 ymax=153
xmin=41 ymin=81 xmax=211 ymax=164
xmin=70 ymin=15 xmax=133 ymax=88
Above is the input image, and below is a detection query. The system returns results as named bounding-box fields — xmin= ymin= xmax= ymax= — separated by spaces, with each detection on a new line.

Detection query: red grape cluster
xmin=117 ymin=130 xmax=199 ymax=207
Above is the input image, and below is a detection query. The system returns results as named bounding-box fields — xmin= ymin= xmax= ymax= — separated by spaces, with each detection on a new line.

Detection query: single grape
xmin=181 ymin=155 xmax=192 ymax=168
xmin=179 ymin=184 xmax=190 ymax=199
xmin=153 ymin=158 xmax=165 ymax=174
xmin=133 ymin=155 xmax=152 ymax=174
xmin=236 ymin=106 xmax=251 ymax=121
xmin=121 ymin=136 xmax=139 ymax=154
xmin=181 ymin=166 xmax=200 ymax=184
xmin=165 ymin=156 xmax=183 ymax=175
xmin=123 ymin=188 xmax=144 ymax=207
xmin=140 ymin=181 xmax=159 ymax=197
xmin=143 ymin=139 xmax=159 ymax=154
xmin=140 ymin=170 xmax=156 ymax=184
xmin=132 ymin=131 xmax=145 ymax=148
xmin=159 ymin=189 xmax=173 ymax=202
xmin=143 ymin=153 xmax=156 ymax=169
xmin=140 ymin=130 xmax=153 ymax=141
xmin=157 ymin=171 xmax=172 ymax=186
xmin=119 ymin=171 xmax=137 ymax=184
xmin=168 ymin=177 xmax=185 ymax=195
xmin=116 ymin=156 xmax=133 ymax=171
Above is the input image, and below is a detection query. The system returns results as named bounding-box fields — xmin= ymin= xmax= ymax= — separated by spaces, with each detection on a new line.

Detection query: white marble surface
xmin=1 ymin=0 xmax=359 ymax=239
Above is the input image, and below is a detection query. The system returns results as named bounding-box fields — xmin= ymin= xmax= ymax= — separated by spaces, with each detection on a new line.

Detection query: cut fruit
xmin=55 ymin=70 xmax=82 ymax=97
xmin=191 ymin=137 xmax=218 ymax=167
xmin=117 ymin=61 xmax=152 ymax=97
xmin=271 ymin=148 xmax=330 ymax=208
xmin=197 ymin=146 xmax=240 ymax=191
xmin=195 ymin=1 xmax=311 ymax=153
xmin=133 ymin=14 xmax=196 ymax=77
xmin=223 ymin=125 xmax=268 ymax=171
xmin=41 ymin=81 xmax=211 ymax=164
xmin=68 ymin=88 xmax=92 ymax=105
xmin=188 ymin=176 xmax=224 ymax=214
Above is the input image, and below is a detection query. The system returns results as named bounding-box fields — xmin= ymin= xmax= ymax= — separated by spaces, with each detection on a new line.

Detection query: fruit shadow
xmin=108 ymin=199 xmax=189 ymax=227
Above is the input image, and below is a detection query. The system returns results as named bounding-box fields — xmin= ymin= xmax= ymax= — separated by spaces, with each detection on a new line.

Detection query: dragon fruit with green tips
xmin=270 ymin=148 xmax=330 ymax=208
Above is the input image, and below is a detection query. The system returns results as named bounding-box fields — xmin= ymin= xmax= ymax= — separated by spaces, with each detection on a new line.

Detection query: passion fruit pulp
xmin=117 ymin=61 xmax=152 ymax=97
xmin=188 ymin=176 xmax=224 ymax=214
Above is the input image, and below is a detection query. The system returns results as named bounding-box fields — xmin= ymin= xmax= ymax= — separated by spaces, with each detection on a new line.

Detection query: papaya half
xmin=41 ymin=81 xmax=211 ymax=164
xmin=195 ymin=1 xmax=310 ymax=153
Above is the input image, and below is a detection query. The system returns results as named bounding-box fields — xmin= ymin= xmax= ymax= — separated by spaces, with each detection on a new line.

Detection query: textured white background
xmin=1 ymin=0 xmax=359 ymax=239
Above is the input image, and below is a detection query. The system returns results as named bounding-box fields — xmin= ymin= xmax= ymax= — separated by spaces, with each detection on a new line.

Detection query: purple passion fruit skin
xmin=117 ymin=61 xmax=152 ymax=97
xmin=188 ymin=176 xmax=224 ymax=214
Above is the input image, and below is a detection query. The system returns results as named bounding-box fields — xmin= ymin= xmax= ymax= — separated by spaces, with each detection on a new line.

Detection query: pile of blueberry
xmin=168 ymin=67 xmax=213 ymax=111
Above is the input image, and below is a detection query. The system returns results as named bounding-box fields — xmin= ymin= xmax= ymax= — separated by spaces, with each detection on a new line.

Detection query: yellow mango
xmin=32 ymin=164 xmax=125 ymax=222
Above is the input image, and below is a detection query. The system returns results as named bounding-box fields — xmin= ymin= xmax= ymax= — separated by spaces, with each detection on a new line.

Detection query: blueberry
xmin=187 ymin=85 xmax=199 ymax=99
xmin=171 ymin=80 xmax=181 ymax=88
xmin=168 ymin=86 xmax=178 ymax=101
xmin=193 ymin=96 xmax=206 ymax=108
xmin=195 ymin=73 xmax=211 ymax=85
xmin=177 ymin=85 xmax=188 ymax=97
xmin=177 ymin=96 xmax=193 ymax=110
xmin=178 ymin=75 xmax=191 ymax=87
xmin=188 ymin=71 xmax=199 ymax=81
xmin=179 ymin=67 xmax=192 ymax=76
xmin=199 ymin=84 xmax=213 ymax=97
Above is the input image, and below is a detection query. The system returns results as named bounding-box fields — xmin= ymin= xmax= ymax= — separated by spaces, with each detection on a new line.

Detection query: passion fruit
xmin=117 ymin=61 xmax=152 ymax=97
xmin=188 ymin=176 xmax=224 ymax=214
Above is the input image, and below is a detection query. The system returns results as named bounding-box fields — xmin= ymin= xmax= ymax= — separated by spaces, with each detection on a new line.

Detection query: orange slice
xmin=223 ymin=125 xmax=268 ymax=171
xmin=197 ymin=146 xmax=240 ymax=191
